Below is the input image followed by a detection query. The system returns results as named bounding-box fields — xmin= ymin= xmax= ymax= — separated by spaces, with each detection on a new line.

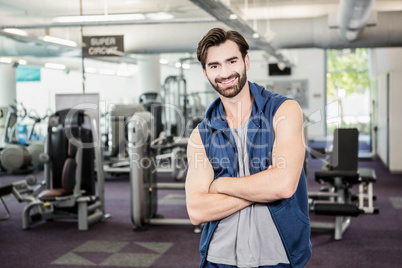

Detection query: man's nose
xmin=220 ymin=64 xmax=232 ymax=78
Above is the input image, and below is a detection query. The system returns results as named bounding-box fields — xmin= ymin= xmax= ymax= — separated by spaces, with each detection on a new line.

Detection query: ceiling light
xmin=18 ymin=59 xmax=27 ymax=65
xmin=159 ymin=59 xmax=169 ymax=64
xmin=45 ymin=63 xmax=66 ymax=70
xmin=277 ymin=62 xmax=286 ymax=71
xmin=229 ymin=14 xmax=238 ymax=20
xmin=146 ymin=12 xmax=174 ymax=20
xmin=0 ymin=57 xmax=12 ymax=63
xmin=252 ymin=33 xmax=260 ymax=38
xmin=52 ymin=14 xmax=145 ymax=23
xmin=117 ymin=71 xmax=132 ymax=77
xmin=85 ymin=67 xmax=97 ymax=73
xmin=3 ymin=28 xmax=28 ymax=36
xmin=175 ymin=62 xmax=182 ymax=68
xmin=99 ymin=69 xmax=116 ymax=75
xmin=182 ymin=63 xmax=190 ymax=69
xmin=40 ymin=36 xmax=77 ymax=47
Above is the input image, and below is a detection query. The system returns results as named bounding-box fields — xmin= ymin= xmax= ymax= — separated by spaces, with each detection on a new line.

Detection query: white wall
xmin=16 ymin=68 xmax=138 ymax=116
xmin=376 ymin=74 xmax=388 ymax=166
xmin=370 ymin=47 xmax=402 ymax=173
xmin=370 ymin=47 xmax=402 ymax=77
xmin=389 ymin=70 xmax=402 ymax=172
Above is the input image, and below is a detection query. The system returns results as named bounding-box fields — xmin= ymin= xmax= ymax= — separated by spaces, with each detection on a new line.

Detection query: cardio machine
xmin=0 ymin=103 xmax=47 ymax=173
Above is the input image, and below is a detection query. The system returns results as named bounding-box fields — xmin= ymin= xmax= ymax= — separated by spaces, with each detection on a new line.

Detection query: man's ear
xmin=245 ymin=54 xmax=250 ymax=71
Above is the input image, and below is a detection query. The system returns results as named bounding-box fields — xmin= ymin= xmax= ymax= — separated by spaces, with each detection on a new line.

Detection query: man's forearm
xmin=186 ymin=192 xmax=253 ymax=225
xmin=209 ymin=168 xmax=295 ymax=203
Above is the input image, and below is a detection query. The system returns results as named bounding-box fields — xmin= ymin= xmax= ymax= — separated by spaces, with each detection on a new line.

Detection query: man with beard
xmin=185 ymin=28 xmax=311 ymax=268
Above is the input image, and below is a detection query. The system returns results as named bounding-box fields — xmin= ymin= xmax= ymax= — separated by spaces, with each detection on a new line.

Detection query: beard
xmin=208 ymin=66 xmax=248 ymax=98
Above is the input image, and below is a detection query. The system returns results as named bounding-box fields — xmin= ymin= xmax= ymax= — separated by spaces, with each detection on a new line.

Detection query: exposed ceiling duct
xmin=269 ymin=11 xmax=402 ymax=49
xmin=337 ymin=0 xmax=376 ymax=42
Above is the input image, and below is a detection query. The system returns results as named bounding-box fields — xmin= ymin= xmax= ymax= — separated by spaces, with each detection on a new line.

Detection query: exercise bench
xmin=309 ymin=128 xmax=379 ymax=240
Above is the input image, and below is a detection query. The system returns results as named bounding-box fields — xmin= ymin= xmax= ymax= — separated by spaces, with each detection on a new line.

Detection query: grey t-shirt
xmin=206 ymin=121 xmax=289 ymax=267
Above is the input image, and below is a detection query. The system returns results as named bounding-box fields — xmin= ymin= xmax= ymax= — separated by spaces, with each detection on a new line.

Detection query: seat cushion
xmin=38 ymin=188 xmax=73 ymax=201
xmin=0 ymin=184 xmax=13 ymax=196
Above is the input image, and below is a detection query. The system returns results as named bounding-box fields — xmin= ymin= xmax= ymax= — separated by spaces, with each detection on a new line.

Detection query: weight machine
xmin=127 ymin=111 xmax=199 ymax=232
xmin=17 ymin=109 xmax=108 ymax=230
xmin=102 ymin=104 xmax=144 ymax=174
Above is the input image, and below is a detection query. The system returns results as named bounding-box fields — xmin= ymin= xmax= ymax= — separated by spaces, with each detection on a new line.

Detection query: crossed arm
xmin=184 ymin=127 xmax=253 ymax=226
xmin=185 ymin=100 xmax=305 ymax=226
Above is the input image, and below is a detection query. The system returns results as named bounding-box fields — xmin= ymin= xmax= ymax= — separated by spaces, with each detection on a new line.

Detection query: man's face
xmin=203 ymin=40 xmax=250 ymax=98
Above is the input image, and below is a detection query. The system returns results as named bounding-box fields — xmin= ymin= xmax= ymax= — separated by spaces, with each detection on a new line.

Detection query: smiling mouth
xmin=218 ymin=77 xmax=237 ymax=86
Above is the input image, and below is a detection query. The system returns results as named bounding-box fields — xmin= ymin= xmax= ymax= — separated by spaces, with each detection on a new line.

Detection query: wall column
xmin=0 ymin=64 xmax=17 ymax=106
xmin=137 ymin=54 xmax=161 ymax=96
xmin=0 ymin=64 xmax=16 ymax=147
xmin=136 ymin=54 xmax=164 ymax=137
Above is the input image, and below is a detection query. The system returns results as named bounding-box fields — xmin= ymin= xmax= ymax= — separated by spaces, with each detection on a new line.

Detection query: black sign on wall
xmin=268 ymin=63 xmax=291 ymax=76
xmin=82 ymin=35 xmax=124 ymax=57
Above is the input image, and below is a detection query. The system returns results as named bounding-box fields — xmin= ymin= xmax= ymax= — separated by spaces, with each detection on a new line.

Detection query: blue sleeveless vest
xmin=197 ymin=82 xmax=312 ymax=268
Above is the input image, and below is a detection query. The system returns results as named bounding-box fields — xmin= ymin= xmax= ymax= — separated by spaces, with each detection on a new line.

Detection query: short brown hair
xmin=197 ymin=28 xmax=249 ymax=70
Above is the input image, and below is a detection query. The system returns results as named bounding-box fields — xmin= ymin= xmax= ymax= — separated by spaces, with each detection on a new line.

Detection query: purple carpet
xmin=1 ymin=157 xmax=401 ymax=268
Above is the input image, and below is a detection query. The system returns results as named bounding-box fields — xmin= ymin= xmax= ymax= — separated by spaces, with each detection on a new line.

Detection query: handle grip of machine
xmin=48 ymin=116 xmax=59 ymax=127
xmin=39 ymin=152 xmax=50 ymax=163
xmin=25 ymin=175 xmax=37 ymax=186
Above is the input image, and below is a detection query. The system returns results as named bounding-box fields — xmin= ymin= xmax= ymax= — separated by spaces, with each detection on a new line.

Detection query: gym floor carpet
xmin=0 ymin=157 xmax=401 ymax=268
